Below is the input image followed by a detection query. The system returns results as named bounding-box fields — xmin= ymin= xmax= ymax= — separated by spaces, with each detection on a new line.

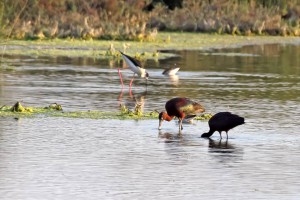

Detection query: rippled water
xmin=0 ymin=43 xmax=300 ymax=199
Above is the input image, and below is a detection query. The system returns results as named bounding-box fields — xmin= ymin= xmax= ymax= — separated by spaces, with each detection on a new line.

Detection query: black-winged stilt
xmin=118 ymin=51 xmax=149 ymax=88
xmin=162 ymin=64 xmax=180 ymax=75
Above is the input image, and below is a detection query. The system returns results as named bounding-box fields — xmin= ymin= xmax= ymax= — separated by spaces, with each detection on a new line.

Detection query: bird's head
xmin=201 ymin=132 xmax=210 ymax=138
xmin=158 ymin=111 xmax=167 ymax=130
xmin=145 ymin=72 xmax=149 ymax=80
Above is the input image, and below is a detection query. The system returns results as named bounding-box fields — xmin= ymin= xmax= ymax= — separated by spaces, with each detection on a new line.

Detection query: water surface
xmin=0 ymin=43 xmax=300 ymax=199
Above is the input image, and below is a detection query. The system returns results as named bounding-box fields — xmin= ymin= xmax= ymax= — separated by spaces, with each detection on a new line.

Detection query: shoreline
xmin=1 ymin=32 xmax=300 ymax=59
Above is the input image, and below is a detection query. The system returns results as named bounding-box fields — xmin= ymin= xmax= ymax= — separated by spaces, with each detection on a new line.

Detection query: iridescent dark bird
xmin=158 ymin=97 xmax=205 ymax=132
xmin=201 ymin=112 xmax=245 ymax=139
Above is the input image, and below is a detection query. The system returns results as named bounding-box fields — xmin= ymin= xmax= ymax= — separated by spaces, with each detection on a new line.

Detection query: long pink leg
xmin=129 ymin=73 xmax=135 ymax=88
xmin=118 ymin=68 xmax=124 ymax=88
xmin=129 ymin=85 xmax=133 ymax=97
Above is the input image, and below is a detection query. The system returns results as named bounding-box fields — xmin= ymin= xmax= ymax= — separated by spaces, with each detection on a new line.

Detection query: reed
xmin=0 ymin=0 xmax=299 ymax=39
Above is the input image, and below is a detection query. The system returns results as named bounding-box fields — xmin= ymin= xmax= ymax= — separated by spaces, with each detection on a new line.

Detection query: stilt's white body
xmin=162 ymin=66 xmax=180 ymax=76
xmin=120 ymin=52 xmax=148 ymax=78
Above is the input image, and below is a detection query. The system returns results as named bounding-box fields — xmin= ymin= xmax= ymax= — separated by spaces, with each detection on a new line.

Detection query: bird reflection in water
xmin=158 ymin=131 xmax=202 ymax=147
xmin=162 ymin=64 xmax=180 ymax=86
xmin=208 ymin=138 xmax=236 ymax=153
xmin=158 ymin=131 xmax=183 ymax=143
xmin=158 ymin=131 xmax=202 ymax=164
xmin=168 ymin=74 xmax=179 ymax=86
xmin=205 ymin=138 xmax=243 ymax=164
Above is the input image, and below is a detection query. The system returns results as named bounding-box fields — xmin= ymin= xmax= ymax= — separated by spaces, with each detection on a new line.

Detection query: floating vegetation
xmin=0 ymin=102 xmax=212 ymax=120
xmin=0 ymin=102 xmax=64 ymax=117
xmin=194 ymin=113 xmax=213 ymax=120
xmin=45 ymin=103 xmax=63 ymax=111
xmin=10 ymin=102 xmax=28 ymax=112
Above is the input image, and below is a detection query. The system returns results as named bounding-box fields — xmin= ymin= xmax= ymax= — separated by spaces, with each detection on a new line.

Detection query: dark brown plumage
xmin=201 ymin=112 xmax=245 ymax=139
xmin=158 ymin=97 xmax=205 ymax=132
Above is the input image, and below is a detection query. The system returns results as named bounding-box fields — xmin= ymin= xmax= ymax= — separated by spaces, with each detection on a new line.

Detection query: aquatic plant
xmin=10 ymin=102 xmax=27 ymax=112
xmin=0 ymin=101 xmax=212 ymax=120
xmin=46 ymin=103 xmax=63 ymax=111
xmin=0 ymin=102 xmax=63 ymax=115
xmin=133 ymin=103 xmax=143 ymax=116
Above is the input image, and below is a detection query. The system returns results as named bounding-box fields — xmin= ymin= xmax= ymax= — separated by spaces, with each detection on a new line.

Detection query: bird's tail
xmin=193 ymin=102 xmax=205 ymax=113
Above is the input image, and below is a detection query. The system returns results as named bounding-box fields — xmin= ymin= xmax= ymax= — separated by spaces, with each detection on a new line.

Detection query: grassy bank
xmin=1 ymin=32 xmax=300 ymax=59
xmin=0 ymin=0 xmax=299 ymax=40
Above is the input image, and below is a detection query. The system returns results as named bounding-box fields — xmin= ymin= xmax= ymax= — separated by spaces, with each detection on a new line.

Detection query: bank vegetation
xmin=0 ymin=0 xmax=299 ymax=41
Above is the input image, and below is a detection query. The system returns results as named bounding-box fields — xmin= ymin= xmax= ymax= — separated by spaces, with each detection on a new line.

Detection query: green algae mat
xmin=0 ymin=102 xmax=212 ymax=120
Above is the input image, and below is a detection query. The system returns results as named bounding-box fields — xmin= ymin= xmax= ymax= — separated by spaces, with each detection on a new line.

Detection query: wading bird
xmin=119 ymin=51 xmax=149 ymax=88
xmin=162 ymin=64 xmax=180 ymax=76
xmin=201 ymin=112 xmax=245 ymax=139
xmin=158 ymin=97 xmax=205 ymax=132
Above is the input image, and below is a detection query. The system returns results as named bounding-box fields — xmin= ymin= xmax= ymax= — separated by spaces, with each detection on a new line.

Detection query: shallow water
xmin=0 ymin=43 xmax=300 ymax=199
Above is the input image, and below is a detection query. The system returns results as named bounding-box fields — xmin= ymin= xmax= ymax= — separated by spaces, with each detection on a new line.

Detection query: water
xmin=0 ymin=43 xmax=300 ymax=199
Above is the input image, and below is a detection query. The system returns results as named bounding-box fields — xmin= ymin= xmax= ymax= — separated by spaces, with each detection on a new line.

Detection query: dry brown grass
xmin=0 ymin=0 xmax=299 ymax=40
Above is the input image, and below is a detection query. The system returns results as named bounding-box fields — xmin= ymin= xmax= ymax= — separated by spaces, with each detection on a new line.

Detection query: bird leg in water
xmin=179 ymin=118 xmax=183 ymax=132
xmin=226 ymin=131 xmax=228 ymax=139
xmin=118 ymin=68 xmax=124 ymax=88
xmin=129 ymin=86 xmax=133 ymax=98
xmin=219 ymin=131 xmax=222 ymax=139
xmin=129 ymin=73 xmax=135 ymax=88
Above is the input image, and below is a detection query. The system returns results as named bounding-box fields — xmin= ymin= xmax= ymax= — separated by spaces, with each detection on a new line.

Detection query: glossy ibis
xmin=201 ymin=112 xmax=245 ymax=139
xmin=158 ymin=97 xmax=205 ymax=132
xmin=119 ymin=51 xmax=149 ymax=88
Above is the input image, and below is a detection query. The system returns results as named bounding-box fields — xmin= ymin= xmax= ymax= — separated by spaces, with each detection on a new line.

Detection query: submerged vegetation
xmin=0 ymin=0 xmax=299 ymax=41
xmin=0 ymin=101 xmax=213 ymax=120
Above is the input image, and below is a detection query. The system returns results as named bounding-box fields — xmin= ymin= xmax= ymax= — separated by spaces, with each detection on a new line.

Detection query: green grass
xmin=1 ymin=32 xmax=298 ymax=59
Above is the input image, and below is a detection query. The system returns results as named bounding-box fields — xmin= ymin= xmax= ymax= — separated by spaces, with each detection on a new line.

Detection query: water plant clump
xmin=45 ymin=103 xmax=63 ymax=111
xmin=119 ymin=103 xmax=145 ymax=118
xmin=133 ymin=103 xmax=143 ymax=117
xmin=194 ymin=113 xmax=213 ymax=120
xmin=0 ymin=102 xmax=63 ymax=117
xmin=10 ymin=102 xmax=31 ymax=112
xmin=0 ymin=102 xmax=211 ymax=120
xmin=120 ymin=104 xmax=129 ymax=114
